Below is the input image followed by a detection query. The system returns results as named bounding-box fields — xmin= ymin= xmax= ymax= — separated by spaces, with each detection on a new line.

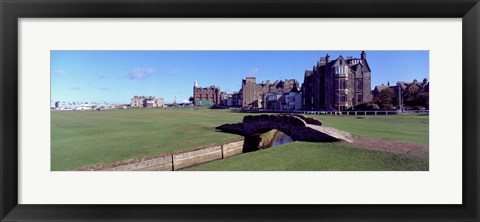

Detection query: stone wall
xmin=222 ymin=140 xmax=244 ymax=158
xmin=112 ymin=155 xmax=172 ymax=171
xmin=106 ymin=140 xmax=245 ymax=171
xmin=217 ymin=114 xmax=351 ymax=142
xmin=173 ymin=145 xmax=222 ymax=170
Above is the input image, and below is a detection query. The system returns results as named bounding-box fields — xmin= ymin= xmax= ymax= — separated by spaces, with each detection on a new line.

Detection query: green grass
xmin=186 ymin=141 xmax=428 ymax=171
xmin=307 ymin=114 xmax=429 ymax=145
xmin=52 ymin=108 xmax=428 ymax=171
xmin=51 ymin=107 xmax=245 ymax=170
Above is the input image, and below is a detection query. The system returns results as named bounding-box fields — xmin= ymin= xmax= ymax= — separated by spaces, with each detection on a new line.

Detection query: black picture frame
xmin=1 ymin=0 xmax=479 ymax=221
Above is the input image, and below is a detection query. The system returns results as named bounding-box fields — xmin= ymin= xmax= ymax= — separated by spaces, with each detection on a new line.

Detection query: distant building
xmin=373 ymin=78 xmax=429 ymax=109
xmin=231 ymin=92 xmax=241 ymax=107
xmin=265 ymin=90 xmax=286 ymax=110
xmin=239 ymin=77 xmax=299 ymax=109
xmin=285 ymin=84 xmax=302 ymax=110
xmin=193 ymin=81 xmax=221 ymax=106
xmin=303 ymin=51 xmax=372 ymax=111
xmin=220 ymin=92 xmax=234 ymax=107
xmin=74 ymin=104 xmax=96 ymax=111
xmin=130 ymin=96 xmax=164 ymax=108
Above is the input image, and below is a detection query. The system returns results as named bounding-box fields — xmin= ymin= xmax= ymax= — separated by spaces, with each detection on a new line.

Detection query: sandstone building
xmin=302 ymin=51 xmax=372 ymax=111
xmin=239 ymin=77 xmax=299 ymax=109
xmin=130 ymin=96 xmax=164 ymax=108
xmin=193 ymin=81 xmax=221 ymax=106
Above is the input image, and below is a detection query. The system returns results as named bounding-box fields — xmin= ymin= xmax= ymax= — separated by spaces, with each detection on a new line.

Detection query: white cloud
xmin=247 ymin=68 xmax=259 ymax=76
xmin=128 ymin=68 xmax=155 ymax=80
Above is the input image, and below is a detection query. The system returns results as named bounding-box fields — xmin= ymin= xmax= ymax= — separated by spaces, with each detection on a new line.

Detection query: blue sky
xmin=51 ymin=50 xmax=429 ymax=104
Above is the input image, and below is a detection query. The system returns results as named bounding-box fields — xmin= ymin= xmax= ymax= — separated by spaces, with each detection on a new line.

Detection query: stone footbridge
xmin=217 ymin=114 xmax=352 ymax=142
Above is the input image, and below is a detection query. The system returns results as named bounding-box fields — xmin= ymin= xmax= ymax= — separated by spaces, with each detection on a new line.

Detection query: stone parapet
xmin=104 ymin=140 xmax=245 ymax=171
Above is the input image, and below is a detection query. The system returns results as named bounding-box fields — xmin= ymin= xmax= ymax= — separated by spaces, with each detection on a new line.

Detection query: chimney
xmin=361 ymin=51 xmax=366 ymax=60
xmin=326 ymin=54 xmax=331 ymax=63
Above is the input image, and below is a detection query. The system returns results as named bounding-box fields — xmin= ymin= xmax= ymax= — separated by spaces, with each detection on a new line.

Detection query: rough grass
xmin=52 ymin=108 xmax=428 ymax=171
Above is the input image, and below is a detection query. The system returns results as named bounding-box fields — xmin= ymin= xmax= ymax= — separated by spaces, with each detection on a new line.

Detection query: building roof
xmin=374 ymin=85 xmax=388 ymax=92
xmin=290 ymin=86 xmax=300 ymax=93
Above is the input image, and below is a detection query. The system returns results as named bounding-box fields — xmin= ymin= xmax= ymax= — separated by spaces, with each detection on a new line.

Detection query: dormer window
xmin=335 ymin=66 xmax=348 ymax=74
xmin=351 ymin=59 xmax=361 ymax=65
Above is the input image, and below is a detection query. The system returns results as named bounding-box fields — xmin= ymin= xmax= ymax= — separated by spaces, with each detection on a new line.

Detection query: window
xmin=357 ymin=94 xmax=363 ymax=103
xmin=335 ymin=66 xmax=348 ymax=75
xmin=357 ymin=81 xmax=363 ymax=91
xmin=339 ymin=79 xmax=346 ymax=90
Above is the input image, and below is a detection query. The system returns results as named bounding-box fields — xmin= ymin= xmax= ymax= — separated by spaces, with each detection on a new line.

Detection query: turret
xmin=423 ymin=78 xmax=428 ymax=85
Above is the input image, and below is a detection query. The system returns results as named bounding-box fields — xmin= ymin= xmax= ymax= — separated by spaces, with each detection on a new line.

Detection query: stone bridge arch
xmin=217 ymin=114 xmax=351 ymax=144
xmin=241 ymin=114 xmax=307 ymax=140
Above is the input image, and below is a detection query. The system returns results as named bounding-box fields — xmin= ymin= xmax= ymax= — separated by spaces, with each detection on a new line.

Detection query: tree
xmin=404 ymin=84 xmax=422 ymax=106
xmin=414 ymin=92 xmax=429 ymax=108
xmin=188 ymin=96 xmax=194 ymax=104
xmin=373 ymin=88 xmax=397 ymax=109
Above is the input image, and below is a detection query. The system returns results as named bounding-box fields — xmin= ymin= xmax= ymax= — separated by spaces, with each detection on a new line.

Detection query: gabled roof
xmin=290 ymin=87 xmax=300 ymax=93
xmin=331 ymin=55 xmax=347 ymax=67
xmin=374 ymin=85 xmax=389 ymax=92
xmin=373 ymin=85 xmax=397 ymax=96
xmin=349 ymin=62 xmax=362 ymax=71
xmin=397 ymin=81 xmax=408 ymax=90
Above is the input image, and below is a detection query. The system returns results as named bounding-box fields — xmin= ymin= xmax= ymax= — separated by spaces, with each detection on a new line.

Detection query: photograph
xmin=2 ymin=0 xmax=478 ymax=220
xmin=51 ymin=50 xmax=429 ymax=171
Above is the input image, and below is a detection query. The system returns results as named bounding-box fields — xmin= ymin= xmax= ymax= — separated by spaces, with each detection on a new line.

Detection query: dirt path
xmin=307 ymin=124 xmax=353 ymax=142
xmin=344 ymin=136 xmax=429 ymax=158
